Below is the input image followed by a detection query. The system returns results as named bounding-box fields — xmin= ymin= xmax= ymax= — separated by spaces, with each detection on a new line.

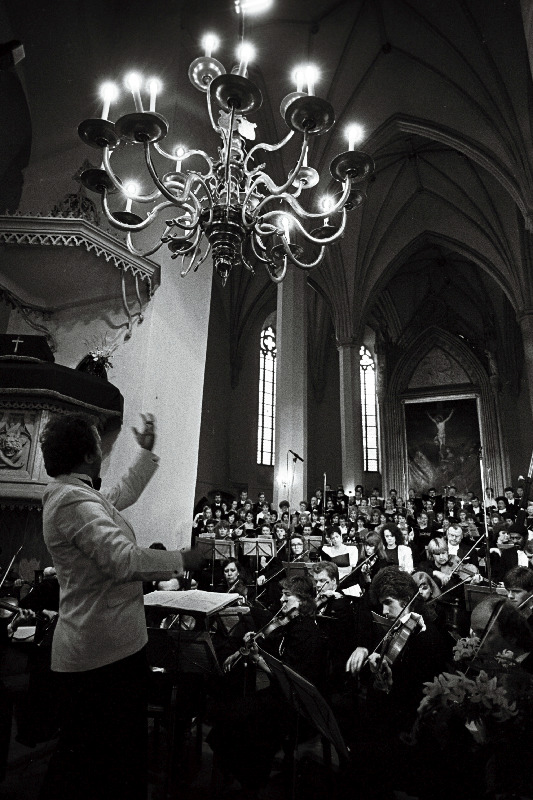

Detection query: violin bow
xmin=0 ymin=545 xmax=23 ymax=589
xmin=336 ymin=552 xmax=377 ymax=589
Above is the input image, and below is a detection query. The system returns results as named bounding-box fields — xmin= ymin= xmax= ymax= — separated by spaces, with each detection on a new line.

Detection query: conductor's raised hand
xmin=132 ymin=413 xmax=156 ymax=451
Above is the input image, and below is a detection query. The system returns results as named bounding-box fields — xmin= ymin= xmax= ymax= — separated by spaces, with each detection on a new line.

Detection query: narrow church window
xmin=257 ymin=326 xmax=277 ymax=465
xmin=360 ymin=346 xmax=378 ymax=471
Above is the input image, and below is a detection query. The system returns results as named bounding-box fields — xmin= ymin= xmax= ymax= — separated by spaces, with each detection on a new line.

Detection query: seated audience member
xmin=320 ymin=527 xmax=359 ymax=579
xmin=503 ymin=566 xmax=533 ymax=630
xmin=413 ymin=511 xmax=433 ymax=563
xmin=381 ymin=524 xmax=414 ymax=573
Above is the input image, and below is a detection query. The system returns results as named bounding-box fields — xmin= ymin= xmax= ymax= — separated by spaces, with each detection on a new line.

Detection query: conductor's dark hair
xmin=40 ymin=413 xmax=99 ymax=477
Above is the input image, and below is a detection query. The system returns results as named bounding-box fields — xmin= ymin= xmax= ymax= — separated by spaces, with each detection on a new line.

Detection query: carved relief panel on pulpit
xmin=0 ymin=410 xmax=41 ymax=474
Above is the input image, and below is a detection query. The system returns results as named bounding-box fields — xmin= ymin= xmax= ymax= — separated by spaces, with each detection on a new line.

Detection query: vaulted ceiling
xmin=2 ymin=0 xmax=533 ymax=359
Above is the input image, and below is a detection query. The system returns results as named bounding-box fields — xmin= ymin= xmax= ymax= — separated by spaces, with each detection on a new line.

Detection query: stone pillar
xmin=518 ymin=310 xmax=533 ymax=418
xmin=337 ymin=338 xmax=364 ymax=494
xmin=273 ymin=268 xmax=307 ymax=510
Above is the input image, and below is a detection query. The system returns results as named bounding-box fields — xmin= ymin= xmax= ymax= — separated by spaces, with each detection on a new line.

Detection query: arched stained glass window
xmin=257 ymin=326 xmax=277 ymax=466
xmin=360 ymin=346 xmax=378 ymax=471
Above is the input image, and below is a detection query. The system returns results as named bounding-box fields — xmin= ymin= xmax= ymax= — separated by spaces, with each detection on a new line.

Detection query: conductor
xmin=38 ymin=412 xmax=201 ymax=800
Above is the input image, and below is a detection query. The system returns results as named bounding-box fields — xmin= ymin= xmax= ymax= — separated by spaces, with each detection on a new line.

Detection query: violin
xmin=225 ymin=609 xmax=292 ymax=670
xmin=0 ymin=595 xmax=19 ymax=621
xmin=440 ymin=555 xmax=480 ymax=582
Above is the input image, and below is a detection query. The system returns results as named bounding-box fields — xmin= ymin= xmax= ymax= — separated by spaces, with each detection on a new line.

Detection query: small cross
xmin=11 ymin=336 xmax=23 ymax=353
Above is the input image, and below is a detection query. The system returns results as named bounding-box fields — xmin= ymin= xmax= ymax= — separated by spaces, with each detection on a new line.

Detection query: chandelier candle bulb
xmin=175 ymin=146 xmax=186 ymax=172
xmin=282 ymin=216 xmax=291 ymax=244
xmin=99 ymin=82 xmax=118 ymax=121
xmin=125 ymin=72 xmax=144 ymax=112
xmin=237 ymin=42 xmax=254 ymax=77
xmin=346 ymin=123 xmax=364 ymax=151
xmin=305 ymin=65 xmax=318 ymax=96
xmin=293 ymin=66 xmax=305 ymax=94
xmin=203 ymin=34 xmax=219 ymax=58
xmin=148 ymin=79 xmax=161 ymax=112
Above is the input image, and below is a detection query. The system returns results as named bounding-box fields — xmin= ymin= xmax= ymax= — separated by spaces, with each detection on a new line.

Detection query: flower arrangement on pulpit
xmin=76 ymin=334 xmax=117 ymax=379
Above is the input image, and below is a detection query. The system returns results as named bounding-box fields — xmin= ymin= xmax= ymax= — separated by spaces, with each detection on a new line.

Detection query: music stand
xmin=282 ymin=561 xmax=313 ymax=577
xmin=241 ymin=536 xmax=276 ymax=594
xmin=258 ymin=647 xmax=350 ymax=800
xmin=195 ymin=537 xmax=235 ymax=587
xmin=306 ymin=536 xmax=323 ymax=561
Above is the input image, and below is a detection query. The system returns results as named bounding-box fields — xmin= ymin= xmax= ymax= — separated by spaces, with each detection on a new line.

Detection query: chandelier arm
xmin=206 ymin=87 xmax=221 ymax=133
xmin=100 ymin=147 xmax=160 ymax=203
xmin=101 ymin=192 xmax=172 ymax=231
xmin=261 ymin=207 xmax=347 ymax=246
xmin=279 ymin=235 xmax=327 ymax=270
xmin=240 ymin=248 xmax=255 ymax=275
xmin=143 ymin=142 xmax=196 ymax=206
xmin=153 ymin=143 xmax=214 ymax=177
xmin=244 ymin=130 xmax=294 ymax=171
xmin=257 ymin=178 xmax=351 ymax=225
xmin=192 ymin=241 xmax=212 ymax=273
xmin=125 ymin=233 xmax=166 ymax=258
xmin=251 ymin=132 xmax=309 ymax=201
xmin=265 ymin=258 xmax=287 ymax=284
xmin=251 ymin=233 xmax=272 ymax=264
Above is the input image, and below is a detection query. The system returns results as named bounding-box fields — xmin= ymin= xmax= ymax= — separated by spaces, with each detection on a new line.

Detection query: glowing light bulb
xmin=99 ymin=82 xmax=119 ymax=121
xmin=124 ymin=72 xmax=144 ymax=111
xmin=124 ymin=181 xmax=139 ymax=213
xmin=321 ymin=196 xmax=335 ymax=225
xmin=305 ymin=65 xmax=319 ymax=96
xmin=292 ymin=65 xmax=307 ymax=94
xmin=202 ymin=33 xmax=219 ymax=58
xmin=147 ymin=78 xmax=161 ymax=112
xmin=346 ymin=123 xmax=365 ymax=150
xmin=237 ymin=42 xmax=255 ymax=77
xmin=282 ymin=215 xmax=291 ymax=244
xmin=174 ymin=145 xmax=186 ymax=171
xmin=235 ymin=0 xmax=273 ymax=14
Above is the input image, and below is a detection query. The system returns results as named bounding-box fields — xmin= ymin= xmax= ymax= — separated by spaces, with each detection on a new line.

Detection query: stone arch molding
xmin=381 ymin=326 xmax=509 ymax=498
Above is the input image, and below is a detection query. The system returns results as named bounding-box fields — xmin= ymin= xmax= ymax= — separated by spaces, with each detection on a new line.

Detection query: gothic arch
xmin=381 ymin=326 xmax=509 ymax=497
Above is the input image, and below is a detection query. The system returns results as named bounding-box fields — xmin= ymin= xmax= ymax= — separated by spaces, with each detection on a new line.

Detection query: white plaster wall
xmin=7 ymin=251 xmax=212 ymax=551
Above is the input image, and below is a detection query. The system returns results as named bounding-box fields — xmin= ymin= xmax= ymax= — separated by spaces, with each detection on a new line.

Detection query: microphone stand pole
xmin=478 ymin=447 xmax=494 ymax=590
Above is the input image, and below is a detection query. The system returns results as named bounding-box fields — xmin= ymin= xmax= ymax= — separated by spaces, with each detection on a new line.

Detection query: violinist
xmin=490 ymin=526 xmax=529 ymax=580
xmin=345 ymin=568 xmax=448 ymax=798
xmin=288 ymin=534 xmax=309 ymax=563
xmin=219 ymin=559 xmax=249 ymax=601
xmin=446 ymin=523 xmax=479 ymax=569
xmin=209 ymin=576 xmax=327 ymax=794
xmin=311 ymin=562 xmax=357 ymax=687
xmin=503 ymin=566 xmax=533 ymax=631
xmin=356 ymin=532 xmax=388 ymax=590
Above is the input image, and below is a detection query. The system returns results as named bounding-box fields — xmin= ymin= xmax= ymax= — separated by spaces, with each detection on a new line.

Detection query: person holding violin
xmin=503 ymin=566 xmax=533 ymax=631
xmin=311 ymin=562 xmax=357 ymax=689
xmin=209 ymin=576 xmax=328 ymax=794
xmin=345 ymin=567 xmax=448 ymax=799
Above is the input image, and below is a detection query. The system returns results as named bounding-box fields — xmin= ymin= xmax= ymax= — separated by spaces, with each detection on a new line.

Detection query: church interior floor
xmin=2 ymin=716 xmax=355 ymax=800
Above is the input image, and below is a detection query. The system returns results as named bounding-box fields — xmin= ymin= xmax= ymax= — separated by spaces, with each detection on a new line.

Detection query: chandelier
xmin=77 ymin=8 xmax=374 ymax=286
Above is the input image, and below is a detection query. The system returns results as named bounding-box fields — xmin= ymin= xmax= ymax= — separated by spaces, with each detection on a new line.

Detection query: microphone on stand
xmin=289 ymin=450 xmax=304 ymax=463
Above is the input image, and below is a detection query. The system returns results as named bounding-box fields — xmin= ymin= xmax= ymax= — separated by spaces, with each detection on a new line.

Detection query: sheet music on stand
xmin=258 ymin=647 xmax=349 ymax=761
xmin=195 ymin=537 xmax=235 ymax=561
xmin=144 ymin=589 xmax=240 ymax=616
xmin=240 ymin=537 xmax=275 ymax=559
xmin=282 ymin=561 xmax=313 ymax=577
